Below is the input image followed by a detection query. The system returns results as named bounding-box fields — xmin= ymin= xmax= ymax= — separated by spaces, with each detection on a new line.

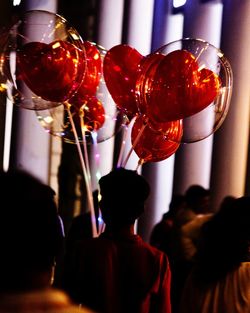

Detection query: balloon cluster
xmin=0 ymin=10 xmax=126 ymax=145
xmin=0 ymin=10 xmax=233 ymax=236
xmin=0 ymin=10 xmax=233 ymax=164
xmin=103 ymin=38 xmax=233 ymax=164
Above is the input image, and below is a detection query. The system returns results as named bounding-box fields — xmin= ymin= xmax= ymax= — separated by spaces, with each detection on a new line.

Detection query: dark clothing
xmin=62 ymin=232 xmax=171 ymax=313
xmin=150 ymin=218 xmax=174 ymax=255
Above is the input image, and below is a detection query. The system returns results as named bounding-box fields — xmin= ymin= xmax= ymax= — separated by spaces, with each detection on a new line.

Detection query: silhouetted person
xmin=62 ymin=168 xmax=172 ymax=313
xmin=170 ymin=185 xmax=212 ymax=313
xmin=175 ymin=185 xmax=211 ymax=226
xmin=217 ymin=195 xmax=236 ymax=211
xmin=150 ymin=194 xmax=186 ymax=256
xmin=180 ymin=196 xmax=250 ymax=313
xmin=0 ymin=170 xmax=94 ymax=313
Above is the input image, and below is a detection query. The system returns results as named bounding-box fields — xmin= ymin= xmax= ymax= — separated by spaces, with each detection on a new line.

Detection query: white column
xmin=10 ymin=0 xmax=58 ymax=184
xmin=173 ymin=0 xmax=223 ymax=194
xmin=25 ymin=0 xmax=57 ymax=12
xmin=89 ymin=0 xmax=124 ymax=189
xmin=121 ymin=0 xmax=155 ymax=172
xmin=134 ymin=0 xmax=184 ymax=242
xmin=97 ymin=0 xmax=124 ymax=50
xmin=210 ymin=0 xmax=250 ymax=209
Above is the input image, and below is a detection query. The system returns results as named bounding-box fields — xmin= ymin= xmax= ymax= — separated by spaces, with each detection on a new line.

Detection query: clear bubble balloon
xmin=136 ymin=38 xmax=233 ymax=143
xmin=36 ymin=43 xmax=128 ymax=144
xmin=0 ymin=10 xmax=86 ymax=110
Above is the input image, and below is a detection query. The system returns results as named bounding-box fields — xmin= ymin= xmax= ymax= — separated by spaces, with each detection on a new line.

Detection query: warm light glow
xmin=52 ymin=42 xmax=61 ymax=49
xmin=44 ymin=116 xmax=54 ymax=124
xmin=0 ymin=83 xmax=7 ymax=92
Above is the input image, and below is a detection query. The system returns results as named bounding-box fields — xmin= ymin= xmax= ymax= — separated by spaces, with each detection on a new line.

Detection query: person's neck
xmin=105 ymin=224 xmax=135 ymax=237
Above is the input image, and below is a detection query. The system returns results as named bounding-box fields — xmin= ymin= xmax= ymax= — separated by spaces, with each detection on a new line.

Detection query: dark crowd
xmin=0 ymin=168 xmax=249 ymax=313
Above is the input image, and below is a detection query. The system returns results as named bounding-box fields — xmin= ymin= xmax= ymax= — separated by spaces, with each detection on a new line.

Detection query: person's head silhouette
xmin=0 ymin=170 xmax=64 ymax=292
xmin=185 ymin=185 xmax=211 ymax=214
xmin=99 ymin=168 xmax=150 ymax=229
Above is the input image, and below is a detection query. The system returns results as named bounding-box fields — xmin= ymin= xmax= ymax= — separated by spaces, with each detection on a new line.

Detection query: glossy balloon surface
xmin=131 ymin=116 xmax=181 ymax=163
xmin=103 ymin=44 xmax=143 ymax=119
xmin=17 ymin=40 xmax=85 ymax=102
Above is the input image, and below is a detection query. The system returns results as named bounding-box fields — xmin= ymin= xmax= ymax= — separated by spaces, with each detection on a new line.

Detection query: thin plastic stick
xmin=121 ymin=122 xmax=147 ymax=168
xmin=90 ymin=131 xmax=105 ymax=236
xmin=66 ymin=104 xmax=98 ymax=238
xmin=116 ymin=125 xmax=129 ymax=168
xmin=135 ymin=159 xmax=144 ymax=172
xmin=79 ymin=115 xmax=99 ymax=235
xmin=79 ymin=115 xmax=92 ymax=185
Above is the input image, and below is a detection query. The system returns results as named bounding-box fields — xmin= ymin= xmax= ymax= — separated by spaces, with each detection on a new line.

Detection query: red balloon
xmin=103 ymin=44 xmax=143 ymax=119
xmin=71 ymin=95 xmax=105 ymax=132
xmin=69 ymin=41 xmax=102 ymax=109
xmin=136 ymin=53 xmax=165 ymax=115
xmin=147 ymin=117 xmax=183 ymax=142
xmin=131 ymin=116 xmax=181 ymax=163
xmin=143 ymin=50 xmax=221 ymax=123
xmin=79 ymin=41 xmax=102 ymax=96
xmin=17 ymin=40 xmax=86 ymax=102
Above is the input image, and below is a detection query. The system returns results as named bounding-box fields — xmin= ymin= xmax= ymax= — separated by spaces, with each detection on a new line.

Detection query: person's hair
xmin=99 ymin=167 xmax=150 ymax=226
xmin=0 ymin=170 xmax=64 ymax=290
xmin=193 ymin=196 xmax=250 ymax=285
xmin=162 ymin=194 xmax=185 ymax=220
xmin=185 ymin=185 xmax=210 ymax=213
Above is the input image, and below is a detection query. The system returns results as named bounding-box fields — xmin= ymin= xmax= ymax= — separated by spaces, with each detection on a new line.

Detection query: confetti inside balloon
xmin=136 ymin=38 xmax=233 ymax=143
xmin=1 ymin=10 xmax=86 ymax=110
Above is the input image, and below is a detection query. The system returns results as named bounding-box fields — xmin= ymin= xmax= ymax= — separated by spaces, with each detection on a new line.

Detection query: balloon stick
xmin=121 ymin=122 xmax=146 ymax=168
xmin=116 ymin=125 xmax=129 ymax=168
xmin=79 ymin=114 xmax=100 ymax=235
xmin=65 ymin=103 xmax=98 ymax=238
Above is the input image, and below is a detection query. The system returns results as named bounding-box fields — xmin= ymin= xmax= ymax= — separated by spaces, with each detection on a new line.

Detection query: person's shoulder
xmin=140 ymin=239 xmax=170 ymax=260
xmin=0 ymin=288 xmax=96 ymax=313
xmin=58 ymin=304 xmax=95 ymax=313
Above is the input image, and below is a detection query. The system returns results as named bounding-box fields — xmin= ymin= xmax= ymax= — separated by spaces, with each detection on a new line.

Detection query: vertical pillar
xmin=89 ymin=0 xmax=124 ymax=191
xmin=121 ymin=0 xmax=155 ymax=171
xmin=9 ymin=0 xmax=58 ymax=184
xmin=210 ymin=0 xmax=250 ymax=209
xmin=173 ymin=0 xmax=223 ymax=194
xmin=135 ymin=0 xmax=184 ymax=242
xmin=0 ymin=2 xmax=13 ymax=170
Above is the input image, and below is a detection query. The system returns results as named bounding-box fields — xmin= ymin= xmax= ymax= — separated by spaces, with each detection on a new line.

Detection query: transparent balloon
xmin=136 ymin=38 xmax=233 ymax=143
xmin=36 ymin=43 xmax=128 ymax=144
xmin=0 ymin=10 xmax=86 ymax=110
